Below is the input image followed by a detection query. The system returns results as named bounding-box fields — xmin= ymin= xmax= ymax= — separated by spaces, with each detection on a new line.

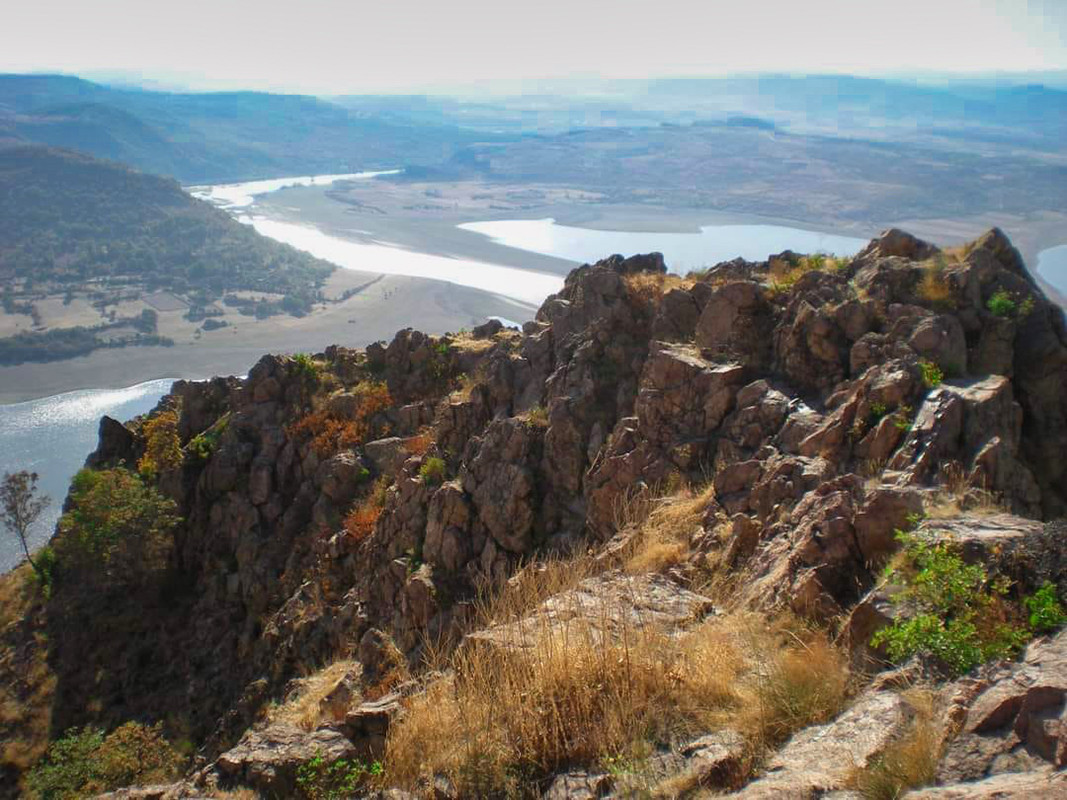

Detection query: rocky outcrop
xmin=730 ymin=690 xmax=911 ymax=798
xmin=27 ymin=227 xmax=1065 ymax=798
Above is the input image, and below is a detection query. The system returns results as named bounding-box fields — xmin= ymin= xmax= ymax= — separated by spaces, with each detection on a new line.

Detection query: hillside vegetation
xmin=2 ymin=228 xmax=1067 ymax=798
xmin=0 ymin=146 xmax=335 ymax=364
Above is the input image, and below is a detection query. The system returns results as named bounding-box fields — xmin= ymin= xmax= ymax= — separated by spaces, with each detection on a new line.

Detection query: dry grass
xmin=386 ymin=579 xmax=850 ymax=797
xmin=266 ymin=659 xmax=361 ymax=731
xmin=286 ymin=380 xmax=392 ymax=457
xmin=849 ymin=689 xmax=941 ymax=799
xmin=343 ymin=499 xmax=382 ymax=544
xmin=624 ymin=485 xmax=714 ymax=574
xmin=403 ymin=431 xmax=433 ymax=457
xmin=623 ymin=272 xmax=693 ymax=313
xmin=923 ymin=461 xmax=1005 ymax=519
xmin=916 ymin=260 xmax=954 ymax=309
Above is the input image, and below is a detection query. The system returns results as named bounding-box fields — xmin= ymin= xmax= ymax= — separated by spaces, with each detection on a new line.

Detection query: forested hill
xmin=0 ymin=74 xmax=487 ymax=183
xmin=0 ymin=145 xmax=333 ymax=309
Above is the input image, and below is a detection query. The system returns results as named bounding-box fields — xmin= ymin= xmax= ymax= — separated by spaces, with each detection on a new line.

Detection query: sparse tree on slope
xmin=1 ymin=470 xmax=51 ymax=580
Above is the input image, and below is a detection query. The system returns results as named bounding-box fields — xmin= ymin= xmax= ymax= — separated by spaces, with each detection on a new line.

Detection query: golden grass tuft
xmin=850 ymin=689 xmax=941 ymax=799
xmin=622 ymin=272 xmax=692 ymax=314
xmin=266 ymin=659 xmax=361 ymax=732
xmin=624 ymin=485 xmax=714 ymax=574
xmin=916 ymin=259 xmax=954 ymax=309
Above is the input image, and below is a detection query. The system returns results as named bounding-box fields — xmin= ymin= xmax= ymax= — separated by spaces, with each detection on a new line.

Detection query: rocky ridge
xmin=7 ymin=228 xmax=1067 ymax=798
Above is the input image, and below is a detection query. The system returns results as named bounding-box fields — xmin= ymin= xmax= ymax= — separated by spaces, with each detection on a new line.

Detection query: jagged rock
xmin=464 ymin=572 xmax=715 ymax=654
xmin=212 ymin=725 xmax=357 ymax=796
xmin=905 ymin=768 xmax=1067 ymax=798
xmin=856 ymin=228 xmax=939 ymax=262
xmin=86 ymin=415 xmax=138 ymax=468
xmin=852 ymin=486 xmax=923 ymax=566
xmin=463 ymin=418 xmax=542 ymax=553
xmin=363 ymin=437 xmax=410 ymax=477
xmin=343 ymin=693 xmax=403 ymax=760
xmin=358 ymin=628 xmax=405 ymax=691
xmin=317 ymin=666 xmax=361 ymax=723
xmin=937 ymin=630 xmax=1067 ymax=784
xmin=652 ymin=286 xmax=701 ymax=342
xmin=672 ymin=730 xmax=748 ymax=790
xmin=542 ymin=771 xmax=613 ymax=799
xmin=695 ymin=280 xmax=772 ymax=368
xmin=730 ymin=691 xmax=909 ymax=798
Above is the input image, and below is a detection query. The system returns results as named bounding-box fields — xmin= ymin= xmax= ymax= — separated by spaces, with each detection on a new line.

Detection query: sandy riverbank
xmin=0 ymin=271 xmax=535 ymax=404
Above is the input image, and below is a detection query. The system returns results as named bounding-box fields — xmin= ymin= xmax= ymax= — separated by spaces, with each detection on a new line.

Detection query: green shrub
xmin=56 ymin=468 xmax=180 ymax=586
xmin=867 ymin=402 xmax=888 ymax=426
xmin=918 ymin=360 xmax=943 ymax=389
xmin=872 ymin=531 xmax=1030 ymax=676
xmin=893 ymin=404 xmax=914 ymax=432
xmin=419 ymin=457 xmax=447 ymax=486
xmin=26 ymin=723 xmax=183 ymax=799
xmin=187 ymin=414 xmax=230 ymax=462
xmin=296 ymin=754 xmax=382 ymax=800
xmin=1025 ymin=582 xmax=1067 ymax=633
xmin=986 ymin=289 xmax=1016 ymax=318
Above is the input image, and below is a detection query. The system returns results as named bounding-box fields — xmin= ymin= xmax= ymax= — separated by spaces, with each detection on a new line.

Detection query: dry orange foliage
xmin=343 ymin=501 xmax=381 ymax=543
xmin=403 ymin=431 xmax=433 ymax=456
xmin=287 ymin=381 xmax=392 ymax=457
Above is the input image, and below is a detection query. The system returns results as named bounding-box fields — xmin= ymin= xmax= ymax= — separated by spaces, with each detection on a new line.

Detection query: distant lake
xmin=0 ymin=380 xmax=172 ymax=572
xmin=458 ymin=218 xmax=869 ymax=273
xmin=1037 ymin=245 xmax=1067 ymax=297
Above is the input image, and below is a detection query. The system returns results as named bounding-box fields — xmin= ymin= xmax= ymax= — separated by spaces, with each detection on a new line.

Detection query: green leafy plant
xmin=295 ymin=754 xmax=382 ymax=800
xmin=893 ymin=404 xmax=915 ymax=432
xmin=986 ymin=289 xmax=1016 ymax=318
xmin=867 ymin=402 xmax=888 ymax=426
xmin=918 ymin=360 xmax=943 ymax=389
xmin=26 ymin=723 xmax=183 ymax=800
xmin=187 ymin=414 xmax=230 ymax=462
xmin=872 ymin=531 xmax=1030 ymax=676
xmin=55 ymin=468 xmax=180 ymax=587
xmin=419 ymin=457 xmax=447 ymax=486
xmin=1024 ymin=582 xmax=1067 ymax=633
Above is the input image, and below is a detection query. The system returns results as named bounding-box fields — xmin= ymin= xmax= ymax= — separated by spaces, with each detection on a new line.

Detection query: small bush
xmin=296 ymin=754 xmax=382 ymax=800
xmin=872 ymin=531 xmax=1030 ymax=676
xmin=286 ymin=381 xmax=392 ymax=457
xmin=56 ymin=468 xmax=180 ymax=587
xmin=187 ymin=414 xmax=229 ymax=462
xmin=918 ymin=360 xmax=943 ymax=389
xmin=26 ymin=723 xmax=183 ymax=799
xmin=893 ymin=404 xmax=914 ymax=432
xmin=523 ymin=405 xmax=549 ymax=428
xmin=137 ymin=410 xmax=182 ymax=478
xmin=419 ymin=457 xmax=447 ymax=486
xmin=343 ymin=500 xmax=381 ymax=544
xmin=917 ymin=260 xmax=953 ymax=308
xmin=1025 ymin=582 xmax=1067 ymax=633
xmin=986 ymin=289 xmax=1016 ymax=318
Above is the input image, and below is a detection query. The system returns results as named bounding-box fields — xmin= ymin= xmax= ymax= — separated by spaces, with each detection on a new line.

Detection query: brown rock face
xmin=51 ymin=228 xmax=1067 ymax=792
xmin=936 ymin=631 xmax=1067 ymax=786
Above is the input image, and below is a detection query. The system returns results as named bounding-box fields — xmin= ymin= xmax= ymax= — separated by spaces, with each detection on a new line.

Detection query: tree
xmin=1 ymin=470 xmax=51 ymax=580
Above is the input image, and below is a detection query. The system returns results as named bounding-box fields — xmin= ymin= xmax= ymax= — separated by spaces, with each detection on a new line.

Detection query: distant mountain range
xmin=4 ymin=73 xmax=1065 ymax=187
xmin=0 ymin=74 xmax=490 ymax=183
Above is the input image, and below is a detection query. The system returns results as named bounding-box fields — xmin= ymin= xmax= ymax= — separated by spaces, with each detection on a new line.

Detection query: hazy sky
xmin=2 ymin=0 xmax=1065 ymax=93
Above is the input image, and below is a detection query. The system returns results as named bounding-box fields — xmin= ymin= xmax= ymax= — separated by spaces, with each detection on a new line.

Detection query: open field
xmin=0 ymin=270 xmax=534 ymax=403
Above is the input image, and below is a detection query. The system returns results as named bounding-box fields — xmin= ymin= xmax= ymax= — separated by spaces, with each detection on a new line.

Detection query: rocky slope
xmin=4 ymin=227 xmax=1067 ymax=798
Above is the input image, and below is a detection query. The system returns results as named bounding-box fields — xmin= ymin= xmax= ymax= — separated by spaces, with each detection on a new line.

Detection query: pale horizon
xmin=2 ymin=0 xmax=1065 ymax=95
